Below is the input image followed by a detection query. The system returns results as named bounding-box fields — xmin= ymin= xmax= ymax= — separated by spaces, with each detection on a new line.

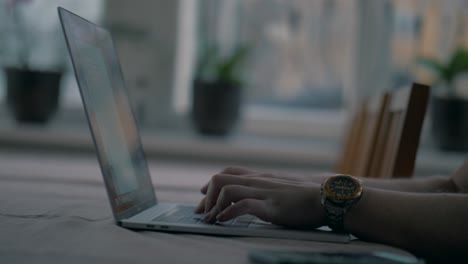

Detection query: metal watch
xmin=320 ymin=174 xmax=363 ymax=232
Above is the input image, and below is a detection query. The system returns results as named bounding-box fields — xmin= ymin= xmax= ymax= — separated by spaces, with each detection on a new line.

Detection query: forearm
xmin=360 ymin=176 xmax=455 ymax=193
xmin=345 ymin=188 xmax=468 ymax=261
xmin=303 ymin=174 xmax=455 ymax=193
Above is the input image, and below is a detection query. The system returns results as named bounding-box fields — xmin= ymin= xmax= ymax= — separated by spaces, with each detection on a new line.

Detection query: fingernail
xmin=203 ymin=213 xmax=211 ymax=222
xmin=216 ymin=214 xmax=225 ymax=222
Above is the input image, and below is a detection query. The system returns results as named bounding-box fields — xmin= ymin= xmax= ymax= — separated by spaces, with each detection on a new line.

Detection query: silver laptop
xmin=58 ymin=7 xmax=348 ymax=243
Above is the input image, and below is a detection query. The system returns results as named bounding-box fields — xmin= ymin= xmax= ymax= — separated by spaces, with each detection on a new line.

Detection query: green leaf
xmin=195 ymin=44 xmax=249 ymax=85
xmin=447 ymin=48 xmax=468 ymax=81
xmin=416 ymin=57 xmax=446 ymax=77
xmin=416 ymin=48 xmax=468 ymax=96
xmin=215 ymin=46 xmax=249 ymax=83
xmin=196 ymin=45 xmax=220 ymax=81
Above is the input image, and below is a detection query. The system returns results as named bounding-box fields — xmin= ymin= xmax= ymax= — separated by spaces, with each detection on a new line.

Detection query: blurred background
xmin=0 ymin=0 xmax=466 ymax=176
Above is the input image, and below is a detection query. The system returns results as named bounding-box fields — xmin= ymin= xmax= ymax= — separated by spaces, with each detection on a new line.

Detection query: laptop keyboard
xmin=151 ymin=206 xmax=255 ymax=228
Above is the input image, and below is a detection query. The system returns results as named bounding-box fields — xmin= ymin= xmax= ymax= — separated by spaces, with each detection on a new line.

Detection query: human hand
xmin=195 ymin=167 xmax=326 ymax=228
xmin=198 ymin=167 xmax=331 ymax=197
xmin=197 ymin=167 xmax=303 ymax=214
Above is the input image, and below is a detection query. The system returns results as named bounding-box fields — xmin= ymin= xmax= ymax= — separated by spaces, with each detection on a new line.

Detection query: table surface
xmin=0 ymin=151 xmax=415 ymax=264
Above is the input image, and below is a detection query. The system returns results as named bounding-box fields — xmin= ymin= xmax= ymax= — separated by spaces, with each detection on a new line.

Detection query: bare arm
xmin=210 ymin=167 xmax=458 ymax=194
xmin=345 ymin=159 xmax=467 ymax=193
xmin=450 ymin=160 xmax=468 ymax=193
xmin=310 ymin=174 xmax=456 ymax=193
xmin=198 ymin=161 xmax=468 ymax=262
xmin=197 ymin=173 xmax=468 ymax=262
xmin=345 ymin=188 xmax=468 ymax=261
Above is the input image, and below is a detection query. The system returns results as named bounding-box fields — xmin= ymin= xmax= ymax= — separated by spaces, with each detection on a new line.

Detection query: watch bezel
xmin=322 ymin=175 xmax=363 ymax=201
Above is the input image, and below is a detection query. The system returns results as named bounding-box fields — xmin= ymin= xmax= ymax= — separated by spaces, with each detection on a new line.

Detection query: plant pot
xmin=192 ymin=79 xmax=242 ymax=136
xmin=5 ymin=67 xmax=63 ymax=124
xmin=431 ymin=96 xmax=468 ymax=151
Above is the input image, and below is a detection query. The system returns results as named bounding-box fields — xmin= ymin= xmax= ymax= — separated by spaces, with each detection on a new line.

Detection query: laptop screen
xmin=59 ymin=7 xmax=156 ymax=220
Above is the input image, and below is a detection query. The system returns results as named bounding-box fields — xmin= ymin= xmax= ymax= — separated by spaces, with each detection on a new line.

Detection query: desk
xmin=0 ymin=151 xmax=414 ymax=263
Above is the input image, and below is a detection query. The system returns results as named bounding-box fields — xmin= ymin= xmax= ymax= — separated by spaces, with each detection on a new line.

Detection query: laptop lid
xmin=58 ymin=7 xmax=157 ymax=221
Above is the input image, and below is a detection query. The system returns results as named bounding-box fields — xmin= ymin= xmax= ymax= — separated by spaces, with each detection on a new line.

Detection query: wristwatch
xmin=320 ymin=174 xmax=363 ymax=232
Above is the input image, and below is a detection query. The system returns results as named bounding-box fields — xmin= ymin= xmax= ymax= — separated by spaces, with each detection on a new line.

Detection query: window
xmin=237 ymin=0 xmax=354 ymax=110
xmin=173 ymin=0 xmax=359 ymax=139
xmin=390 ymin=0 xmax=468 ymax=96
xmin=0 ymin=0 xmax=105 ymax=108
xmin=2 ymin=0 xmax=467 ymax=142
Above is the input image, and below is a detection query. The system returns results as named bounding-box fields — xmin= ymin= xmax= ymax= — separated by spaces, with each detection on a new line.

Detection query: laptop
xmin=58 ymin=7 xmax=349 ymax=243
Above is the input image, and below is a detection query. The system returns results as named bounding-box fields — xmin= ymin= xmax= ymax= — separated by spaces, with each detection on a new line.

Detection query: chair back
xmin=336 ymin=102 xmax=367 ymax=175
xmin=373 ymin=83 xmax=430 ymax=178
xmin=337 ymin=94 xmax=390 ymax=176
xmin=337 ymin=83 xmax=430 ymax=178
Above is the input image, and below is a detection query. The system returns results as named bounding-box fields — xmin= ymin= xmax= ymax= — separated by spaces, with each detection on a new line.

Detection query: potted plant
xmin=192 ymin=45 xmax=248 ymax=136
xmin=2 ymin=0 xmax=64 ymax=124
xmin=418 ymin=48 xmax=468 ymax=151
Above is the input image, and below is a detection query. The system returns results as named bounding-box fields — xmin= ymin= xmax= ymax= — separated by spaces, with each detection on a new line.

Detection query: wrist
xmin=304 ymin=185 xmax=327 ymax=228
xmin=343 ymin=186 xmax=372 ymax=233
xmin=320 ymin=175 xmax=363 ymax=232
xmin=313 ymin=186 xmax=327 ymax=227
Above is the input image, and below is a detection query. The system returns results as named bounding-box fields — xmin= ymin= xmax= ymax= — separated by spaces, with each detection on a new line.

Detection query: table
xmin=0 ymin=151 xmax=415 ymax=264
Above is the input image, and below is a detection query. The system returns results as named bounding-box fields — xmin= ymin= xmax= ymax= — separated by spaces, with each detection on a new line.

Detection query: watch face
xmin=323 ymin=175 xmax=362 ymax=201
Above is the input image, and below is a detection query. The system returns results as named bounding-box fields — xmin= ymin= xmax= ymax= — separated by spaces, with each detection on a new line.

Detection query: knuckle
xmin=236 ymin=199 xmax=251 ymax=208
xmin=222 ymin=166 xmax=238 ymax=174
xmin=244 ymin=177 xmax=255 ymax=187
xmin=220 ymin=185 xmax=237 ymax=198
xmin=211 ymin=174 xmax=224 ymax=187
xmin=246 ymin=177 xmax=266 ymax=187
xmin=251 ymin=176 xmax=266 ymax=183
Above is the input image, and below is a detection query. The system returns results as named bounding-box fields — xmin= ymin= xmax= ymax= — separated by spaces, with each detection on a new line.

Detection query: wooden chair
xmin=354 ymin=92 xmax=391 ymax=177
xmin=335 ymin=103 xmax=365 ymax=176
xmin=337 ymin=83 xmax=430 ymax=178
xmin=371 ymin=83 xmax=430 ymax=178
xmin=336 ymin=93 xmax=390 ymax=177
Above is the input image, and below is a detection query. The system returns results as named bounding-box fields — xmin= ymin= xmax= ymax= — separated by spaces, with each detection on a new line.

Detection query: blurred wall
xmin=104 ymin=0 xmax=180 ymax=127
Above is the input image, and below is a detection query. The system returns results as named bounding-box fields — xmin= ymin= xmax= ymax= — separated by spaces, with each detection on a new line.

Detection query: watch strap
xmin=323 ymin=201 xmax=347 ymax=233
